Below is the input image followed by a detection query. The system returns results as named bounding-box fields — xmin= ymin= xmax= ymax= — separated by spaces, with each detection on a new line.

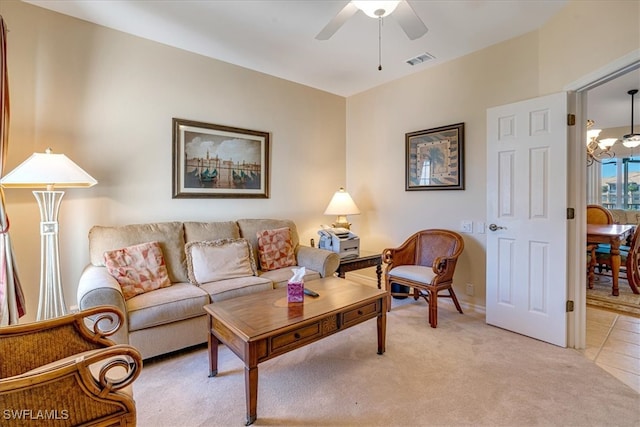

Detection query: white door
xmin=486 ymin=92 xmax=569 ymax=347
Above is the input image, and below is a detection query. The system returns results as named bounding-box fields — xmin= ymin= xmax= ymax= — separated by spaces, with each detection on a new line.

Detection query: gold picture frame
xmin=172 ymin=118 xmax=270 ymax=198
xmin=405 ymin=122 xmax=465 ymax=191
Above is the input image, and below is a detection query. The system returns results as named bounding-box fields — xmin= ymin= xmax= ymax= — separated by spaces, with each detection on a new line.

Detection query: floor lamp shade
xmin=0 ymin=148 xmax=97 ymax=320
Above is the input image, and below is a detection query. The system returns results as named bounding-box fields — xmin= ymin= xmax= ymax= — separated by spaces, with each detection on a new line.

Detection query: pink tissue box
xmin=287 ymin=281 xmax=304 ymax=303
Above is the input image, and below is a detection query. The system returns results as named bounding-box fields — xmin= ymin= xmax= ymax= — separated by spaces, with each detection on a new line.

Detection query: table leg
xmin=244 ymin=364 xmax=258 ymax=426
xmin=611 ymin=239 xmax=621 ymax=296
xmin=208 ymin=319 xmax=218 ymax=377
xmin=377 ymin=297 xmax=386 ymax=355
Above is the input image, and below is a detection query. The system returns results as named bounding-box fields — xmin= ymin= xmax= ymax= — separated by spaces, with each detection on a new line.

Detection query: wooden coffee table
xmin=204 ymin=276 xmax=387 ymax=425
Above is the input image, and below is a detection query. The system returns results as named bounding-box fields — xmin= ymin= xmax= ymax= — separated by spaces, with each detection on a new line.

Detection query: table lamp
xmin=324 ymin=187 xmax=360 ymax=230
xmin=0 ymin=148 xmax=97 ymax=320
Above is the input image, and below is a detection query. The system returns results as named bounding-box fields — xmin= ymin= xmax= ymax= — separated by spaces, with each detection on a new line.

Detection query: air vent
xmin=406 ymin=52 xmax=435 ymax=66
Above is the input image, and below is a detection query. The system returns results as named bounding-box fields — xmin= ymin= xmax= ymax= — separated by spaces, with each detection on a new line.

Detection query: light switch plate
xmin=461 ymin=220 xmax=473 ymax=233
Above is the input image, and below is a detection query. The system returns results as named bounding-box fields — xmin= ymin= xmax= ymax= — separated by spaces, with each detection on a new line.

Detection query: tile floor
xmin=581 ymin=306 xmax=640 ymax=393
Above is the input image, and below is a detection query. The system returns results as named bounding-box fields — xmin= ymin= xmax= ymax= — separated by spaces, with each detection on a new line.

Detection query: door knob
xmin=488 ymin=224 xmax=506 ymax=231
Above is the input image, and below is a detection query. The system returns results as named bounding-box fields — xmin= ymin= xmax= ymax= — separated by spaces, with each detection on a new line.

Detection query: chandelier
xmin=586 ymin=88 xmax=640 ymax=166
xmin=586 ymin=119 xmax=618 ymax=166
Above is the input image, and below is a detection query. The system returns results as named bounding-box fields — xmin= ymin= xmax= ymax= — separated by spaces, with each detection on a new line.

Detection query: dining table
xmin=587 ymin=223 xmax=634 ymax=296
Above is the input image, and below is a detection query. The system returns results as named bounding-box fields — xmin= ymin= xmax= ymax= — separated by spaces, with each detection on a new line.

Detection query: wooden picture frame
xmin=172 ymin=118 xmax=270 ymax=198
xmin=405 ymin=122 xmax=465 ymax=191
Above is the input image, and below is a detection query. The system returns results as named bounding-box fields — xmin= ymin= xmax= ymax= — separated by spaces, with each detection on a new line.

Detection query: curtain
xmin=0 ymin=15 xmax=25 ymax=325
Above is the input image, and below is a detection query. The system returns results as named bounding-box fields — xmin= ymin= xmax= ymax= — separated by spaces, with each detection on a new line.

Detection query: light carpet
xmin=134 ymin=299 xmax=639 ymax=426
xmin=587 ymin=275 xmax=640 ymax=317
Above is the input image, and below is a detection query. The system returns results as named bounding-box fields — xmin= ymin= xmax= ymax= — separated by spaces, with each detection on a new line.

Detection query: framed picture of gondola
xmin=172 ymin=118 xmax=270 ymax=198
xmin=405 ymin=122 xmax=464 ymax=191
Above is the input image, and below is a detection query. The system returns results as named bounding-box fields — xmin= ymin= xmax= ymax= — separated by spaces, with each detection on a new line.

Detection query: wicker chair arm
xmin=0 ymin=344 xmax=142 ymax=393
xmin=432 ymin=255 xmax=459 ymax=282
xmin=382 ymin=248 xmax=393 ymax=264
xmin=81 ymin=344 xmax=143 ymax=394
xmin=0 ymin=344 xmax=141 ymax=426
xmin=0 ymin=307 xmax=125 ymax=378
xmin=382 ymin=242 xmax=416 ymax=266
xmin=0 ymin=306 xmax=123 ymax=341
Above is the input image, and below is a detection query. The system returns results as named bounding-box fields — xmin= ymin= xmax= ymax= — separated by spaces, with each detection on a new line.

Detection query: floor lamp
xmin=0 ymin=148 xmax=97 ymax=320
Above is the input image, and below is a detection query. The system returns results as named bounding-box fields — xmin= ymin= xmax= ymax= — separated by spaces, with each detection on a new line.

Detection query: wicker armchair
xmin=382 ymin=229 xmax=464 ymax=328
xmin=0 ymin=306 xmax=142 ymax=426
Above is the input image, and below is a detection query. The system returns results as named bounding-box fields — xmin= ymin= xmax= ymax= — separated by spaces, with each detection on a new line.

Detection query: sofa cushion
xmin=103 ymin=241 xmax=172 ymax=300
xmin=89 ymin=222 xmax=187 ymax=283
xmin=199 ymin=275 xmax=274 ymax=302
xmin=259 ymin=267 xmax=322 ymax=288
xmin=184 ymin=221 xmax=240 ymax=243
xmin=126 ymin=282 xmax=209 ymax=332
xmin=256 ymin=227 xmax=297 ymax=271
xmin=185 ymin=238 xmax=257 ymax=285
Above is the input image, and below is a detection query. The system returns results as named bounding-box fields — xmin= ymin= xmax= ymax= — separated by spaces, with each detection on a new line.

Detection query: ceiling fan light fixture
xmin=353 ymin=1 xmax=400 ymax=18
xmin=623 ymin=89 xmax=640 ymax=146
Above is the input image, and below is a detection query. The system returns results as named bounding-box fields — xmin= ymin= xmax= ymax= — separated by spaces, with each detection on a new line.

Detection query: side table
xmin=336 ymin=251 xmax=382 ymax=289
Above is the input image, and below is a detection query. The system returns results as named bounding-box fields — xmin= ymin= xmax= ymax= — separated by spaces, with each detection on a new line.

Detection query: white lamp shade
xmin=598 ymin=138 xmax=618 ymax=148
xmin=586 ymin=128 xmax=602 ymax=141
xmin=353 ymin=1 xmax=400 ymax=18
xmin=0 ymin=149 xmax=97 ymax=189
xmin=324 ymin=187 xmax=360 ymax=216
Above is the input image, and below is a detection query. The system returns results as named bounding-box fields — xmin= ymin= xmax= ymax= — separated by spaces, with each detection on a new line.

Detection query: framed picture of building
xmin=405 ymin=122 xmax=465 ymax=191
xmin=172 ymin=118 xmax=270 ymax=198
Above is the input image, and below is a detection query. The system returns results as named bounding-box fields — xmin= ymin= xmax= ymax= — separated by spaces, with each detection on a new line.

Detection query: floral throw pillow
xmin=256 ymin=227 xmax=296 ymax=271
xmin=104 ymin=241 xmax=172 ymax=300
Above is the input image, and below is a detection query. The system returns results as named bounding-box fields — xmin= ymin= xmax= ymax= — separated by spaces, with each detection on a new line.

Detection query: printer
xmin=318 ymin=226 xmax=359 ymax=260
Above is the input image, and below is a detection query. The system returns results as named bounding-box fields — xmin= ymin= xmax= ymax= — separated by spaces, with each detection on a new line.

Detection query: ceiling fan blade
xmin=315 ymin=2 xmax=359 ymax=40
xmin=393 ymin=0 xmax=428 ymax=40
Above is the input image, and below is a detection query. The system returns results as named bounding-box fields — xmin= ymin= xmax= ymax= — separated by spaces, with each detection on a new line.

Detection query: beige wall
xmin=346 ymin=0 xmax=639 ymax=310
xmin=1 ymin=0 xmax=638 ymax=323
xmin=0 ymin=0 xmax=346 ymax=322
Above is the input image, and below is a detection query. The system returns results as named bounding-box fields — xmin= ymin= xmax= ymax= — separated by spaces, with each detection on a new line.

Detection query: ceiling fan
xmin=315 ymin=0 xmax=428 ymax=41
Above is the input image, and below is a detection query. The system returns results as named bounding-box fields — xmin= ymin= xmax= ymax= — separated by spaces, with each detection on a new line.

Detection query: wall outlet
xmin=461 ymin=220 xmax=473 ymax=233
xmin=465 ymin=283 xmax=474 ymax=296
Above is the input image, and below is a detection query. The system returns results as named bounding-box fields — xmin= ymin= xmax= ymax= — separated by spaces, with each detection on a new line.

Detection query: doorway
xmin=566 ymin=52 xmax=640 ymax=349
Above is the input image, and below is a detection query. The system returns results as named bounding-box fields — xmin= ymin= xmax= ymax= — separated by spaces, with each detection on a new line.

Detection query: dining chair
xmin=587 ymin=243 xmax=597 ymax=289
xmin=624 ymin=225 xmax=640 ymax=294
xmin=587 ymin=204 xmax=615 ymax=276
xmin=594 ymin=225 xmax=640 ymax=294
xmin=586 ymin=204 xmax=614 ymax=225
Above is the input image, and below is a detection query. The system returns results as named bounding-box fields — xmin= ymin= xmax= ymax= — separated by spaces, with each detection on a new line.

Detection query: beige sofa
xmin=77 ymin=218 xmax=340 ymax=359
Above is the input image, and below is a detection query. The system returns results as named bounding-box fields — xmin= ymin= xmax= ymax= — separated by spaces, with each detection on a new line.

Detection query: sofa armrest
xmin=296 ymin=246 xmax=340 ymax=277
xmin=77 ymin=265 xmax=129 ymax=345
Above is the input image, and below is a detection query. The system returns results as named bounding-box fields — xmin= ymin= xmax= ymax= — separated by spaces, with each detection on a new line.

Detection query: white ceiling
xmin=22 ymin=0 xmax=640 ymax=130
xmin=25 ymin=0 xmax=570 ymax=97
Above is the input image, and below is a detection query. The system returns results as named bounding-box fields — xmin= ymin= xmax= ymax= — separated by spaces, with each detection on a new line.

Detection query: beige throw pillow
xmin=185 ymin=238 xmax=257 ymax=285
xmin=104 ymin=241 xmax=172 ymax=300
